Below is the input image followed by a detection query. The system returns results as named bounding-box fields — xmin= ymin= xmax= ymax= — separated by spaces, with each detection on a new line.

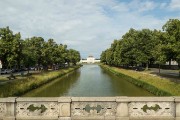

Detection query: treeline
xmin=0 ymin=27 xmax=81 ymax=71
xmin=100 ymin=19 xmax=180 ymax=73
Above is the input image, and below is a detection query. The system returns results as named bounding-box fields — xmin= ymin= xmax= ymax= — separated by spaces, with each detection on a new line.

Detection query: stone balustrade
xmin=0 ymin=97 xmax=180 ymax=120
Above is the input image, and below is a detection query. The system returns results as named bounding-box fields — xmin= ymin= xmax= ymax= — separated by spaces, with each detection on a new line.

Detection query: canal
xmin=23 ymin=65 xmax=153 ymax=97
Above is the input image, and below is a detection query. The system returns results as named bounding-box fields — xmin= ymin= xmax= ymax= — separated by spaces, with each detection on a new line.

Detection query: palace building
xmin=80 ymin=56 xmax=100 ymax=63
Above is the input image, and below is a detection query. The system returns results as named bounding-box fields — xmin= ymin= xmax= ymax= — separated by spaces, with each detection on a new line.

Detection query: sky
xmin=0 ymin=0 xmax=180 ymax=59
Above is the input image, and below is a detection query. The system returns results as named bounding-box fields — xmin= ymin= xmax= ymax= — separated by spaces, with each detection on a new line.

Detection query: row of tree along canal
xmin=100 ymin=19 xmax=180 ymax=75
xmin=0 ymin=27 xmax=80 ymax=71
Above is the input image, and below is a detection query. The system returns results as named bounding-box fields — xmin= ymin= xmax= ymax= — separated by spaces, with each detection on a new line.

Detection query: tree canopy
xmin=0 ymin=27 xmax=81 ymax=70
xmin=100 ymin=19 xmax=180 ymax=75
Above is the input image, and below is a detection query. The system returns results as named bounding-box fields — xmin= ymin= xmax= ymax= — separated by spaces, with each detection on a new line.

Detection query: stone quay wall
xmin=0 ymin=97 xmax=180 ymax=120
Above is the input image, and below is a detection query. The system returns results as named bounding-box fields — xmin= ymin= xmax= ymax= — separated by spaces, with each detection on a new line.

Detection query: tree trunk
xmin=159 ymin=64 xmax=161 ymax=74
xmin=178 ymin=62 xmax=180 ymax=77
xmin=146 ymin=62 xmax=149 ymax=70
xmin=169 ymin=60 xmax=171 ymax=65
xmin=27 ymin=65 xmax=29 ymax=74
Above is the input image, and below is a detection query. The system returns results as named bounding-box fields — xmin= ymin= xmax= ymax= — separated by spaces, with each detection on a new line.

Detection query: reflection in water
xmin=23 ymin=70 xmax=81 ymax=97
xmin=24 ymin=65 xmax=154 ymax=97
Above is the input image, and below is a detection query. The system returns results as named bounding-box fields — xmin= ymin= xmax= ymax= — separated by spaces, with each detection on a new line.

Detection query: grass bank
xmin=0 ymin=65 xmax=81 ymax=97
xmin=100 ymin=64 xmax=180 ymax=96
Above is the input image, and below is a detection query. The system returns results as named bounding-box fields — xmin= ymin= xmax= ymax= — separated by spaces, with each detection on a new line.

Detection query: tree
xmin=163 ymin=19 xmax=180 ymax=76
xmin=105 ymin=48 xmax=114 ymax=66
xmin=136 ymin=29 xmax=156 ymax=69
xmin=12 ymin=32 xmax=23 ymax=69
xmin=120 ymin=28 xmax=138 ymax=67
xmin=100 ymin=50 xmax=107 ymax=64
xmin=0 ymin=26 xmax=81 ymax=73
xmin=113 ymin=40 xmax=122 ymax=66
xmin=0 ymin=27 xmax=14 ymax=69
xmin=29 ymin=37 xmax=45 ymax=70
xmin=100 ymin=19 xmax=180 ymax=74
xmin=67 ymin=49 xmax=80 ymax=65
xmin=0 ymin=27 xmax=23 ymax=70
xmin=22 ymin=38 xmax=36 ymax=73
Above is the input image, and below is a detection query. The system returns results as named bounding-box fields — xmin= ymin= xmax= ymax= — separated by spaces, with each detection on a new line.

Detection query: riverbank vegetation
xmin=0 ymin=27 xmax=81 ymax=72
xmin=101 ymin=64 xmax=180 ymax=96
xmin=100 ymin=19 xmax=180 ymax=76
xmin=0 ymin=65 xmax=81 ymax=97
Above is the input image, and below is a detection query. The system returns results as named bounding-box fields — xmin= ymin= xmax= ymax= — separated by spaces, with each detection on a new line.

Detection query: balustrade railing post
xmin=116 ymin=97 xmax=129 ymax=120
xmin=3 ymin=97 xmax=16 ymax=120
xmin=58 ymin=97 xmax=71 ymax=120
xmin=175 ymin=97 xmax=180 ymax=120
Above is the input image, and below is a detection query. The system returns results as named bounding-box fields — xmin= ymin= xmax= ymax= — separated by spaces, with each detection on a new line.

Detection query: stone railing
xmin=0 ymin=97 xmax=179 ymax=120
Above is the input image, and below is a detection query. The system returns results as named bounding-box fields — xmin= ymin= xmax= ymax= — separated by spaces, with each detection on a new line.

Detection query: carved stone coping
xmin=71 ymin=97 xmax=116 ymax=102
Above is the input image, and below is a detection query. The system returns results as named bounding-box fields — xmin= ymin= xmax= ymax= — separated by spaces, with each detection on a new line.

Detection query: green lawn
xmin=0 ymin=65 xmax=81 ymax=97
xmin=101 ymin=64 xmax=180 ymax=96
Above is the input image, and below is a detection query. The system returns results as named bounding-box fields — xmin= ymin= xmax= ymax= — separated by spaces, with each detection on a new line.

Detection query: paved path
xmin=148 ymin=68 xmax=180 ymax=83
xmin=150 ymin=68 xmax=179 ymax=77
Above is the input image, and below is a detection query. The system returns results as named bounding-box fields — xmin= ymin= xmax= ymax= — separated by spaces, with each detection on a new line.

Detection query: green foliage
xmin=0 ymin=27 xmax=81 ymax=70
xmin=100 ymin=19 xmax=180 ymax=73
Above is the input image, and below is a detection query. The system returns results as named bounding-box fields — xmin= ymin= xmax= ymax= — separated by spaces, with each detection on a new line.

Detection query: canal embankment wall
xmin=0 ymin=97 xmax=180 ymax=120
xmin=100 ymin=64 xmax=180 ymax=96
xmin=0 ymin=65 xmax=82 ymax=97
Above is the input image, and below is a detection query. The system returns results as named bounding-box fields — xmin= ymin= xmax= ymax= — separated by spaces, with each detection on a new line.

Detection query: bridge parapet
xmin=0 ymin=97 xmax=179 ymax=120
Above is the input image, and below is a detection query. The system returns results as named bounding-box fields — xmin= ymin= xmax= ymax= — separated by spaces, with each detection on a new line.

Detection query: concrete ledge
xmin=0 ymin=97 xmax=16 ymax=103
xmin=129 ymin=117 xmax=175 ymax=120
xmin=5 ymin=97 xmax=16 ymax=103
xmin=116 ymin=97 xmax=129 ymax=102
xmin=116 ymin=117 xmax=129 ymax=120
xmin=0 ymin=98 xmax=8 ymax=102
xmin=71 ymin=116 xmax=115 ymax=120
xmin=71 ymin=97 xmax=116 ymax=102
xmin=16 ymin=116 xmax=58 ymax=120
xmin=3 ymin=116 xmax=15 ymax=120
xmin=58 ymin=97 xmax=71 ymax=102
xmin=71 ymin=116 xmax=104 ymax=119
xmin=16 ymin=97 xmax=59 ymax=102
xmin=128 ymin=97 xmax=175 ymax=102
xmin=175 ymin=97 xmax=180 ymax=102
xmin=59 ymin=117 xmax=71 ymax=120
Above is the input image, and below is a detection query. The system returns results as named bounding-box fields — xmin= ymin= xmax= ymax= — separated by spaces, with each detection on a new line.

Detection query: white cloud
xmin=169 ymin=0 xmax=180 ymax=10
xmin=127 ymin=0 xmax=157 ymax=12
xmin=0 ymin=0 xmax=177 ymax=58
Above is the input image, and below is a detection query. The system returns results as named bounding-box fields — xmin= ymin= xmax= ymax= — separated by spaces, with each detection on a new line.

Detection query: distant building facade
xmin=165 ymin=60 xmax=178 ymax=65
xmin=80 ymin=56 xmax=100 ymax=63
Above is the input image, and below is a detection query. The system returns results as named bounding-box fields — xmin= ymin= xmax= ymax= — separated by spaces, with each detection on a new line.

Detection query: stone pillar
xmin=58 ymin=97 xmax=71 ymax=120
xmin=3 ymin=97 xmax=16 ymax=120
xmin=175 ymin=97 xmax=180 ymax=120
xmin=116 ymin=97 xmax=129 ymax=120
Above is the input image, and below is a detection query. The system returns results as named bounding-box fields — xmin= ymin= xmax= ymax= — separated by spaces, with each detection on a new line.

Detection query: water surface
xmin=23 ymin=65 xmax=153 ymax=97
